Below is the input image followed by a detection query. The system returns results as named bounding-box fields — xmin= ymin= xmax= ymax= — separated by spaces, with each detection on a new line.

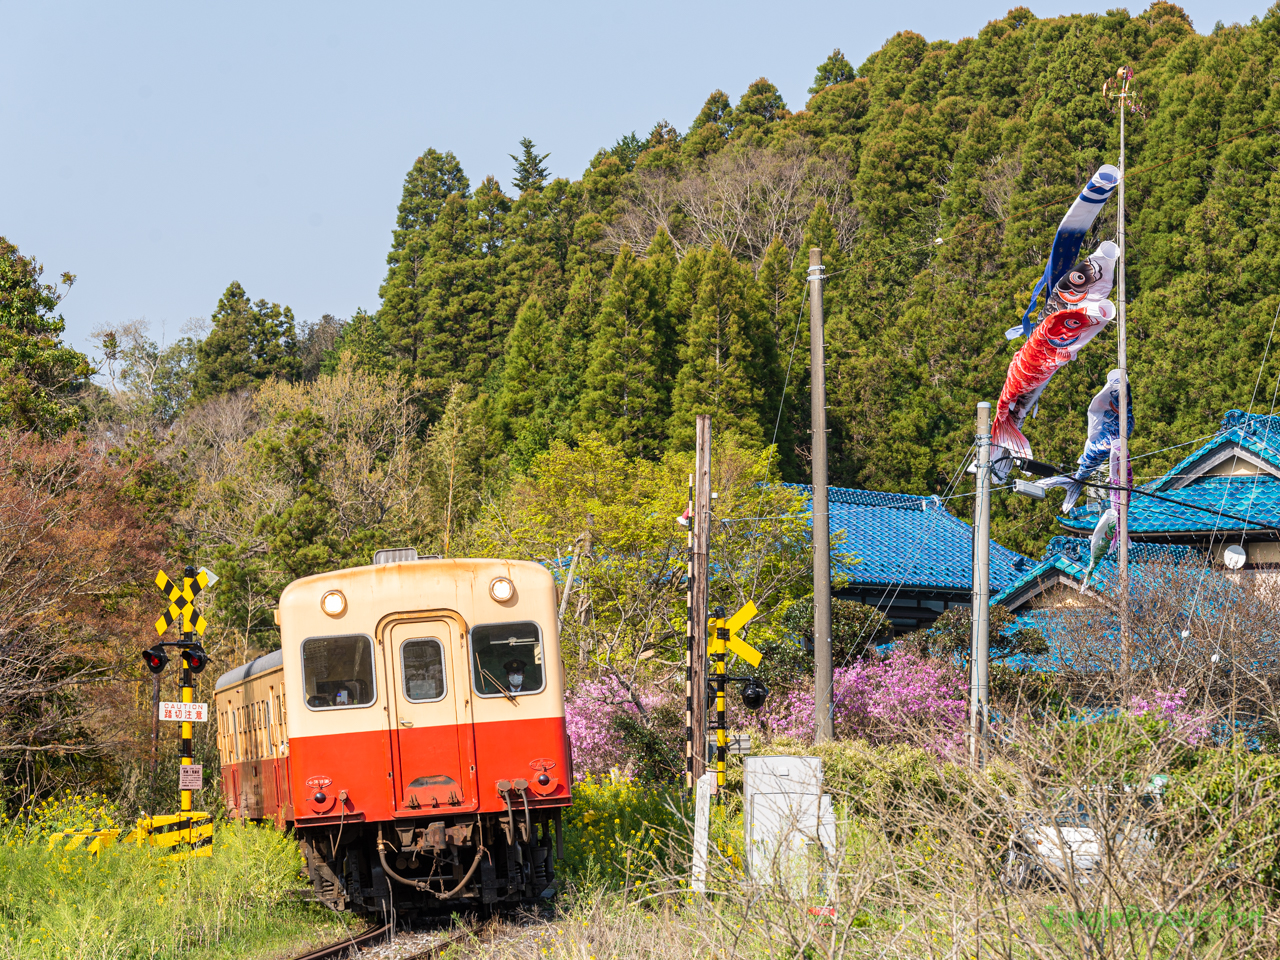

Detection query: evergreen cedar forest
xmin=0 ymin=3 xmax=1276 ymax=793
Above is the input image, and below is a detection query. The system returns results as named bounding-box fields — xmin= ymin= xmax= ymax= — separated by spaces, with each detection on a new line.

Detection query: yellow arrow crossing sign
xmin=716 ymin=601 xmax=762 ymax=667
xmin=154 ymin=569 xmax=215 ymax=636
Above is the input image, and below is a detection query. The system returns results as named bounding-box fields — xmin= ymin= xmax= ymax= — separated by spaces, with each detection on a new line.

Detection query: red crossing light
xmin=186 ymin=646 xmax=209 ymax=674
xmin=142 ymin=646 xmax=169 ymax=674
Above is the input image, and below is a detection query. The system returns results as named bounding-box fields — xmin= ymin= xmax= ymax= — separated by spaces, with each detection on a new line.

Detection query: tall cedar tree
xmin=810 ymin=49 xmax=856 ymax=92
xmin=0 ymin=237 xmax=89 ymax=435
xmin=575 ymin=247 xmax=669 ymax=458
xmin=546 ymin=264 xmax=606 ymax=437
xmin=497 ymin=296 xmax=554 ymax=461
xmin=377 ymin=150 xmax=469 ymax=388
xmin=191 ymin=282 xmax=299 ymax=402
xmin=510 ymin=137 xmax=552 ymax=194
xmin=666 ymin=243 xmax=777 ymax=449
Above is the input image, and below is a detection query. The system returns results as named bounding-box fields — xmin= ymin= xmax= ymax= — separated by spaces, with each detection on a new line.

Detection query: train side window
xmin=471 ymin=621 xmax=544 ymax=697
xmin=302 ymin=635 xmax=376 ymax=709
xmin=266 ymin=697 xmax=275 ymax=754
xmin=402 ymin=638 xmax=447 ymax=702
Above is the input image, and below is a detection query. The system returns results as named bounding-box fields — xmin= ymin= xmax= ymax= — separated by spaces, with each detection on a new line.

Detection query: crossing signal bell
xmin=142 ymin=646 xmax=169 ymax=674
xmin=741 ymin=677 xmax=768 ymax=711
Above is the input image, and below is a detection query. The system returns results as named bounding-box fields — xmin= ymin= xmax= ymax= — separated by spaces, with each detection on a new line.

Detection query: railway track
xmin=292 ymin=917 xmax=486 ymax=960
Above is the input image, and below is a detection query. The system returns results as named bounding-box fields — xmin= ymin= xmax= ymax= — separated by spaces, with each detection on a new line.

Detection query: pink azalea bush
xmin=565 ymin=677 xmax=681 ymax=779
xmin=1129 ymin=687 xmax=1211 ymax=746
xmin=748 ymin=652 xmax=967 ymax=756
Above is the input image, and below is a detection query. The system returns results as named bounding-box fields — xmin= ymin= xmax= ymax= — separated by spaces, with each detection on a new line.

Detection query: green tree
xmin=733 ymin=78 xmax=791 ymax=130
xmin=809 ymin=48 xmax=856 ymax=92
xmin=191 ymin=282 xmax=299 ymax=402
xmin=0 ymin=238 xmax=89 ymax=435
xmin=574 ymin=247 xmax=668 ymax=457
xmin=377 ymin=150 xmax=470 ymax=399
xmin=496 ymin=296 xmax=555 ymax=464
xmin=545 ymin=263 xmax=606 ymax=437
xmin=325 ymin=308 xmax=393 ymax=377
xmin=683 ymin=90 xmax=734 ymax=159
xmin=666 ymin=243 xmax=776 ymax=449
xmin=510 ymin=137 xmax=552 ymax=194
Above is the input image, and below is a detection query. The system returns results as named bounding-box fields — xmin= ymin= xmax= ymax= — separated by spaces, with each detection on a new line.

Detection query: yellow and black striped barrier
xmin=128 ymin=812 xmax=214 ymax=859
xmin=47 ymin=812 xmax=213 ymax=860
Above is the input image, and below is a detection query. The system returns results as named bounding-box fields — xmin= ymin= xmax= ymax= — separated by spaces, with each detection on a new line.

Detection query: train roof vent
xmin=374 ymin=547 xmax=418 ymax=565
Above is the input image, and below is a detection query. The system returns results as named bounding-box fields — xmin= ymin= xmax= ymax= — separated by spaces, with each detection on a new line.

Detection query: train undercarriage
xmin=298 ymin=805 xmax=562 ymax=916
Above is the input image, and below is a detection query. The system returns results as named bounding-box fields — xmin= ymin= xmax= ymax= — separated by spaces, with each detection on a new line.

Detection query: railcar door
xmin=383 ymin=617 xmax=478 ymax=814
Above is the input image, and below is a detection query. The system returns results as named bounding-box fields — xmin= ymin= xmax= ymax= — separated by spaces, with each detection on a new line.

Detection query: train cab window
xmin=402 ymin=638 xmax=447 ymax=701
xmin=302 ymin=635 xmax=376 ymax=709
xmin=471 ymin=621 xmax=544 ymax=697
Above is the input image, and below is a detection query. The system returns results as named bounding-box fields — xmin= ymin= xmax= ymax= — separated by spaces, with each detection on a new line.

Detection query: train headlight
xmin=489 ymin=577 xmax=514 ymax=602
xmin=321 ymin=590 xmax=347 ymax=617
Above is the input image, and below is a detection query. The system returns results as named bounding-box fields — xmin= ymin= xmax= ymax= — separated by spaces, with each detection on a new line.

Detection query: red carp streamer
xmin=991 ymin=299 xmax=1115 ymax=478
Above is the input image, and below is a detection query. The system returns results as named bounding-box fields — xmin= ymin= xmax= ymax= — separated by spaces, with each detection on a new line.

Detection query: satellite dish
xmin=1223 ymin=545 xmax=1247 ymax=570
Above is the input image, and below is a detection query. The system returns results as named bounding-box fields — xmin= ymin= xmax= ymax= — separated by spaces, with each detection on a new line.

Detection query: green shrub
xmin=1164 ymin=744 xmax=1280 ymax=888
xmin=560 ymin=777 xmax=689 ymax=893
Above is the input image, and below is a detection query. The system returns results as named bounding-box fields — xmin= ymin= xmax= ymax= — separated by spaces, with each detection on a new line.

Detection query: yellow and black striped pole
xmin=180 ymin=566 xmax=196 ymax=814
xmin=711 ymin=614 xmax=728 ymax=801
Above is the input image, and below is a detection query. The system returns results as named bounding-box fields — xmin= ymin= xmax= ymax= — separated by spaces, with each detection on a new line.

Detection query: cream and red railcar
xmin=214 ymin=557 xmax=572 ymax=914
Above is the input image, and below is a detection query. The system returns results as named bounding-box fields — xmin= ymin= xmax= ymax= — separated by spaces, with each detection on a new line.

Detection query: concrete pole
xmin=969 ymin=403 xmax=992 ymax=768
xmin=1116 ymin=98 xmax=1132 ymax=678
xmin=809 ymin=248 xmax=834 ymax=743
xmin=690 ymin=414 xmax=712 ymax=780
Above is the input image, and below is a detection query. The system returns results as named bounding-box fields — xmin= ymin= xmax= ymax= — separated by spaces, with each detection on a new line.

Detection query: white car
xmin=1002 ymin=777 xmax=1166 ymax=886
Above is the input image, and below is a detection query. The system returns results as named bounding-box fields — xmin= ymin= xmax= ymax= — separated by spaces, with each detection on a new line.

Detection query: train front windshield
xmin=302 ymin=635 xmax=376 ymax=708
xmin=471 ymin=622 xmax=543 ymax=696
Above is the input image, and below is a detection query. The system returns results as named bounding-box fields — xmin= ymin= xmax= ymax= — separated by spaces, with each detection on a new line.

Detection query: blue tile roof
xmin=993 ymin=536 xmax=1199 ymax=608
xmin=988 ymin=537 xmax=1240 ymax=672
xmin=789 ymin=484 xmax=1031 ymax=593
xmin=1061 ymin=409 xmax=1280 ymax=535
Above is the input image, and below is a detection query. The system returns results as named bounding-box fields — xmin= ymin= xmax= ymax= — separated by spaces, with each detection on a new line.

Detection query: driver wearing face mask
xmin=503 ymin=658 xmax=527 ymax=692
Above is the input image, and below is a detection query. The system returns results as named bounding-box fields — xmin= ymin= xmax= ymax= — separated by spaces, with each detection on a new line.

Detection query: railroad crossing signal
xmin=720 ymin=601 xmax=762 ymax=667
xmin=154 ymin=567 xmax=216 ymax=636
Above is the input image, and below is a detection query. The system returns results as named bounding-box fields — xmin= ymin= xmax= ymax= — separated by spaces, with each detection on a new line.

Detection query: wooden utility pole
xmin=969 ymin=402 xmax=992 ymax=768
xmin=688 ymin=415 xmax=712 ymax=783
xmin=150 ymin=672 xmax=161 ymax=785
xmin=809 ymin=248 xmax=833 ymax=743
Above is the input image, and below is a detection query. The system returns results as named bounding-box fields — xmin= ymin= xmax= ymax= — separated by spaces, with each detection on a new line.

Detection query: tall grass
xmin=0 ymin=801 xmax=346 ymax=960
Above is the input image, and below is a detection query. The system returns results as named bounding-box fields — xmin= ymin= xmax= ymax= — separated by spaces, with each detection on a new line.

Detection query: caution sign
xmin=154 ymin=568 xmax=216 ymax=636
xmin=159 ymin=701 xmax=208 ymax=722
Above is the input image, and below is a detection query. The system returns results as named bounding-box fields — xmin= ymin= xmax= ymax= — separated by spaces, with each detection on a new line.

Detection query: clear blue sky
xmin=0 ymin=0 xmax=1264 ymax=358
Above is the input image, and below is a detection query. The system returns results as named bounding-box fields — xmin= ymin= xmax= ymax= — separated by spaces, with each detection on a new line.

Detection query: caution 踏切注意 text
xmin=158 ymin=701 xmax=208 ymax=722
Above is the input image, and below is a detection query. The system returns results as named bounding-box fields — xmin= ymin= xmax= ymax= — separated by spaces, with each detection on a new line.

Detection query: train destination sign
xmin=159 ymin=701 xmax=208 ymax=722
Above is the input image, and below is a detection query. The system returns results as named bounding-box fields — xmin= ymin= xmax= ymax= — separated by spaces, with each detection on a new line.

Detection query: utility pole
xmin=969 ymin=403 xmax=992 ymax=768
xmin=150 ymin=672 xmax=161 ymax=788
xmin=1115 ymin=75 xmax=1132 ymax=678
xmin=809 ymin=247 xmax=833 ymax=743
xmin=687 ymin=415 xmax=712 ymax=785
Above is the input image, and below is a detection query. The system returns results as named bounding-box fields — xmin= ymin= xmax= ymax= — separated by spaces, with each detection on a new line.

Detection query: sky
xmin=0 ymin=0 xmax=1267 ymax=361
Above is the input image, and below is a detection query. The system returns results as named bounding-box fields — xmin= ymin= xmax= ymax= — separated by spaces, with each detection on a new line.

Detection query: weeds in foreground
xmin=0 ymin=817 xmax=344 ymax=960
xmin=524 ymin=709 xmax=1280 ymax=959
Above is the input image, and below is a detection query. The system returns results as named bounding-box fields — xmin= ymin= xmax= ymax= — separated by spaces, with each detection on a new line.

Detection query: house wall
xmin=1203 ymin=455 xmax=1265 ymax=478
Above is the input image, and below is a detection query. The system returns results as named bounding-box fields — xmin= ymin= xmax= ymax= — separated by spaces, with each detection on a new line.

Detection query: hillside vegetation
xmin=2 ymin=1 xmax=1279 ymax=804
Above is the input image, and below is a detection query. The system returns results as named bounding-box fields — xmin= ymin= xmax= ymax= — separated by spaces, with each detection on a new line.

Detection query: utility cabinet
xmin=743 ymin=755 xmax=835 ymax=893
